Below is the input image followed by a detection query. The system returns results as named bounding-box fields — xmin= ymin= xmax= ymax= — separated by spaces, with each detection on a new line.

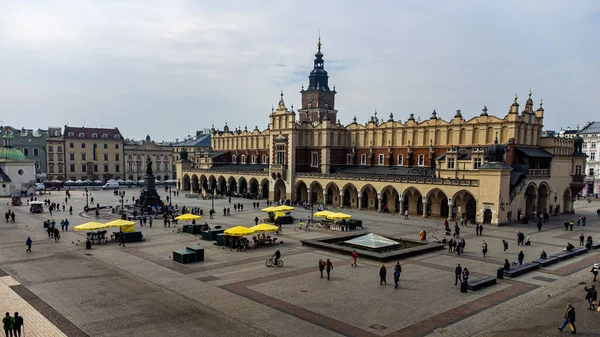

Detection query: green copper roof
xmin=0 ymin=147 xmax=25 ymax=161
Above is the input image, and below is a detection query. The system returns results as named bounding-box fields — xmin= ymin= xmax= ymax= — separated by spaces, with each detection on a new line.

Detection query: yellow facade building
xmin=177 ymin=41 xmax=585 ymax=225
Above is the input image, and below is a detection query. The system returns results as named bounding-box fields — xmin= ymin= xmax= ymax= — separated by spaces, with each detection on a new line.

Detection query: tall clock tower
xmin=298 ymin=37 xmax=337 ymax=123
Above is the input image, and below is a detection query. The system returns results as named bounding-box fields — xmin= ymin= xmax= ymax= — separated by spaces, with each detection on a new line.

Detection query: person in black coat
xmin=585 ymin=285 xmax=597 ymax=310
xmin=454 ymin=264 xmax=462 ymax=285
xmin=557 ymin=304 xmax=576 ymax=333
xmin=379 ymin=265 xmax=387 ymax=285
xmin=503 ymin=259 xmax=511 ymax=271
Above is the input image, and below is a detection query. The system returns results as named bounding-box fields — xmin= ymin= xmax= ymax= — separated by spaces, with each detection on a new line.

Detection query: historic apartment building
xmin=172 ymin=131 xmax=211 ymax=165
xmin=579 ymin=121 xmax=600 ymax=196
xmin=0 ymin=125 xmax=48 ymax=182
xmin=177 ymin=39 xmax=586 ymax=225
xmin=46 ymin=126 xmax=125 ymax=181
xmin=124 ymin=135 xmax=174 ymax=182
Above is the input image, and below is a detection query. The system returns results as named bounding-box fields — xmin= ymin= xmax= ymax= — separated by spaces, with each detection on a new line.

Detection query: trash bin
xmin=497 ymin=267 xmax=504 ymax=279
xmin=85 ymin=240 xmax=92 ymax=250
xmin=460 ymin=280 xmax=468 ymax=293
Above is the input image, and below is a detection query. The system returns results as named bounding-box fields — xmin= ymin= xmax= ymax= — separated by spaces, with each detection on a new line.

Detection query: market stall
xmin=220 ymin=226 xmax=256 ymax=250
xmin=29 ymin=201 xmax=44 ymax=213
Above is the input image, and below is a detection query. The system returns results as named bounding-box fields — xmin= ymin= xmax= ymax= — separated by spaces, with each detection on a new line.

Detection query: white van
xmin=102 ymin=181 xmax=119 ymax=190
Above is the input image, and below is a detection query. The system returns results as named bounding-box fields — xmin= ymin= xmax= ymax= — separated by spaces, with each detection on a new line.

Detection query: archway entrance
xmin=381 ymin=186 xmax=399 ymax=213
xmin=403 ymin=187 xmax=423 ymax=215
xmin=537 ymin=183 xmax=549 ymax=214
xmin=310 ymin=182 xmax=324 ymax=205
xmin=563 ymin=188 xmax=572 ymax=213
xmin=228 ymin=177 xmax=237 ymax=195
xmin=182 ymin=174 xmax=190 ymax=191
xmin=249 ymin=179 xmax=259 ymax=196
xmin=525 ymin=184 xmax=537 ymax=218
xmin=453 ymin=190 xmax=477 ymax=223
xmin=361 ymin=185 xmax=377 ymax=210
xmin=427 ymin=189 xmax=449 ymax=217
xmin=326 ymin=183 xmax=339 ymax=206
xmin=295 ymin=181 xmax=308 ymax=203
xmin=342 ymin=184 xmax=358 ymax=208
xmin=238 ymin=178 xmax=248 ymax=194
xmin=261 ymin=180 xmax=269 ymax=199
xmin=218 ymin=177 xmax=226 ymax=195
xmin=274 ymin=179 xmax=286 ymax=202
xmin=191 ymin=175 xmax=199 ymax=193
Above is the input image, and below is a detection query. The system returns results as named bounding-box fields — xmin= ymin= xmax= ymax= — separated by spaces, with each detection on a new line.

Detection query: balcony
xmin=528 ymin=169 xmax=550 ymax=177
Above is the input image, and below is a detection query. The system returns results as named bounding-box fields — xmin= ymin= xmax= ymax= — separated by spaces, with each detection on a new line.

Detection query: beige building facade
xmin=124 ymin=135 xmax=174 ymax=182
xmin=177 ymin=41 xmax=585 ymax=225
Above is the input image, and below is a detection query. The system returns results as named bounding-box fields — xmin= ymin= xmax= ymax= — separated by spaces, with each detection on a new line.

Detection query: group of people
xmin=317 ymin=258 xmax=334 ymax=280
xmin=2 ymin=312 xmax=23 ymax=337
xmin=4 ymin=210 xmax=15 ymax=223
xmin=447 ymin=238 xmax=466 ymax=255
xmin=454 ymin=264 xmax=469 ymax=285
xmin=379 ymin=262 xmax=402 ymax=289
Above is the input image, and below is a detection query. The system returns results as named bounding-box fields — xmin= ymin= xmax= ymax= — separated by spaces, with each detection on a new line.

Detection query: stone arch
xmin=563 ymin=188 xmax=572 ymax=213
xmin=426 ymin=188 xmax=449 ymax=217
xmin=249 ymin=178 xmax=259 ymax=196
xmin=360 ymin=184 xmax=378 ymax=210
xmin=341 ymin=183 xmax=358 ymax=208
xmin=310 ymin=181 xmax=324 ymax=204
xmin=198 ymin=175 xmax=207 ymax=192
xmin=227 ymin=177 xmax=237 ymax=195
xmin=274 ymin=179 xmax=286 ymax=202
xmin=524 ymin=183 xmax=537 ymax=217
xmin=452 ymin=190 xmax=477 ymax=222
xmin=295 ymin=180 xmax=308 ymax=203
xmin=381 ymin=185 xmax=400 ymax=213
xmin=182 ymin=174 xmax=191 ymax=191
xmin=191 ymin=174 xmax=199 ymax=193
xmin=325 ymin=182 xmax=340 ymax=206
xmin=487 ymin=127 xmax=494 ymax=144
xmin=403 ymin=187 xmax=423 ymax=215
xmin=261 ymin=179 xmax=269 ymax=199
xmin=459 ymin=128 xmax=466 ymax=144
xmin=537 ymin=182 xmax=549 ymax=214
xmin=217 ymin=176 xmax=226 ymax=194
xmin=238 ymin=177 xmax=248 ymax=194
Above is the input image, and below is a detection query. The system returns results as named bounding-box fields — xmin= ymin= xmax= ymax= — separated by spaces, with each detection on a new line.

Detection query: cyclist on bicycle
xmin=274 ymin=249 xmax=281 ymax=264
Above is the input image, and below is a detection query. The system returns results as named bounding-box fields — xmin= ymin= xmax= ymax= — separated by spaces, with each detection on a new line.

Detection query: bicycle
xmin=266 ymin=256 xmax=284 ymax=267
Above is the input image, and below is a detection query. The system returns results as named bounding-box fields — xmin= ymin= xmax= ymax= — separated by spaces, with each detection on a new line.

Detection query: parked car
xmin=35 ymin=183 xmax=45 ymax=191
xmin=102 ymin=181 xmax=119 ymax=189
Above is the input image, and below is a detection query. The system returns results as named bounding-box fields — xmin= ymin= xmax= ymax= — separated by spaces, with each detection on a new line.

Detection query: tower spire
xmin=317 ymin=30 xmax=321 ymax=52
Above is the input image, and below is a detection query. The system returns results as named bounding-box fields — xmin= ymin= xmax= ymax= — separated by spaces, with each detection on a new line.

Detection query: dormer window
xmin=232 ymin=155 xmax=237 ymax=163
xmin=102 ymin=134 xmax=108 ymax=139
xmin=78 ymin=132 xmax=85 ymax=138
xmin=91 ymin=133 xmax=98 ymax=138
xmin=68 ymin=132 xmax=74 ymax=137
xmin=115 ymin=134 xmax=121 ymax=140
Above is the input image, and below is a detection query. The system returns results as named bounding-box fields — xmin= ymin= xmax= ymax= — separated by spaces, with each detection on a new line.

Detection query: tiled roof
xmin=64 ymin=126 xmax=123 ymax=140
xmin=580 ymin=122 xmax=600 ymax=134
xmin=173 ymin=134 xmax=211 ymax=147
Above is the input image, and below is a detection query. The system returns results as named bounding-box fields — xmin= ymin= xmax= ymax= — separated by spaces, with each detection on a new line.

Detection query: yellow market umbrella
xmin=175 ymin=213 xmax=202 ymax=221
xmin=104 ymin=219 xmax=136 ymax=233
xmin=274 ymin=211 xmax=287 ymax=219
xmin=327 ymin=212 xmax=352 ymax=220
xmin=74 ymin=222 xmax=110 ymax=231
xmin=314 ymin=210 xmax=335 ymax=218
xmin=261 ymin=207 xmax=279 ymax=212
xmin=250 ymin=223 xmax=279 ymax=233
xmin=224 ymin=226 xmax=255 ymax=237
xmin=274 ymin=205 xmax=294 ymax=211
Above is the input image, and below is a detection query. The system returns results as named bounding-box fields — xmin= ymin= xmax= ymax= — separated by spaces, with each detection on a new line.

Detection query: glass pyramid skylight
xmin=344 ymin=233 xmax=399 ymax=249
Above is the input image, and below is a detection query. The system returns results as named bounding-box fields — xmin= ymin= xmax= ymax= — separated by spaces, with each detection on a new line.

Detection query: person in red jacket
xmin=351 ymin=250 xmax=358 ymax=267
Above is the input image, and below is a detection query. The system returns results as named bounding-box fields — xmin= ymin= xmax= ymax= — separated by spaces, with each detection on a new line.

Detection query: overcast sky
xmin=1 ymin=0 xmax=598 ymax=141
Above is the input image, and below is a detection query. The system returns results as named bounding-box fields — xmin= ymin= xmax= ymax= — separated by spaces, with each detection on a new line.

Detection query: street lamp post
xmin=120 ymin=191 xmax=126 ymax=218
xmin=85 ymin=188 xmax=89 ymax=211
xmin=209 ymin=188 xmax=215 ymax=212
xmin=168 ymin=186 xmax=172 ymax=206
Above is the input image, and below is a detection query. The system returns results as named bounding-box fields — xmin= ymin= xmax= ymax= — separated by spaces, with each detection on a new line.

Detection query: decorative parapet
xmin=527 ymin=169 xmax=550 ymax=177
xmin=183 ymin=168 xmax=268 ymax=176
xmin=295 ymin=172 xmax=479 ymax=186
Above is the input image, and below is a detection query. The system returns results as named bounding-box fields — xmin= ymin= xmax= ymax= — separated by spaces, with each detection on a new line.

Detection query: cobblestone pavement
xmin=1 ymin=188 xmax=600 ymax=336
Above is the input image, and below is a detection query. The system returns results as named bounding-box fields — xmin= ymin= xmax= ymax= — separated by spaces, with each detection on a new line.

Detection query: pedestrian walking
xmin=325 ymin=259 xmax=333 ymax=280
xmin=454 ymin=264 xmax=462 ymax=285
xmin=119 ymin=230 xmax=126 ymax=247
xmin=404 ymin=210 xmax=408 ymax=219
xmin=462 ymin=268 xmax=469 ymax=282
xmin=318 ymin=259 xmax=325 ymax=279
xmin=584 ymin=285 xmax=597 ymax=311
xmin=482 ymin=241 xmax=488 ymax=257
xmin=393 ymin=262 xmax=402 ymax=289
xmin=454 ymin=224 xmax=460 ymax=238
xmin=580 ymin=234 xmax=585 ymax=246
xmin=557 ymin=304 xmax=576 ymax=333
xmin=448 ymin=238 xmax=454 ymax=253
xmin=590 ymin=263 xmax=599 ymax=282
xmin=3 ymin=312 xmax=14 ymax=337
xmin=10 ymin=212 xmax=15 ymax=223
xmin=379 ymin=265 xmax=387 ymax=285
xmin=254 ymin=217 xmax=259 ymax=226
xmin=502 ymin=239 xmax=509 ymax=253
xmin=569 ymin=221 xmax=574 ymax=231
xmin=25 ymin=237 xmax=32 ymax=253
xmin=12 ymin=312 xmax=22 ymax=337
xmin=583 ymin=216 xmax=587 ymax=226
xmin=351 ymin=250 xmax=358 ymax=267
xmin=479 ymin=224 xmax=484 ymax=236
xmin=517 ymin=250 xmax=524 ymax=266
xmin=537 ymin=220 xmax=542 ymax=232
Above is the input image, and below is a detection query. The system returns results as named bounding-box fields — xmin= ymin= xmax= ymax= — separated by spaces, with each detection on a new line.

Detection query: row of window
xmin=48 ymin=143 xmax=120 ymax=152
xmin=232 ymin=154 xmax=269 ymax=164
xmin=48 ymin=164 xmax=121 ymax=173
xmin=127 ymin=163 xmax=171 ymax=171
xmin=16 ymin=148 xmax=41 ymax=156
xmin=68 ymin=153 xmax=120 ymax=161
xmin=66 ymin=132 xmax=121 ymax=140
xmin=583 ymin=142 xmax=596 ymax=149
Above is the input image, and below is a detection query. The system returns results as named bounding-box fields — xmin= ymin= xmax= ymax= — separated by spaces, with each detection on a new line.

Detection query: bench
xmin=503 ymin=262 xmax=539 ymax=278
xmin=550 ymin=251 xmax=575 ymax=261
xmin=532 ymin=257 xmax=559 ymax=267
xmin=467 ymin=276 xmax=497 ymax=291
xmin=571 ymin=247 xmax=588 ymax=256
xmin=591 ymin=242 xmax=600 ymax=250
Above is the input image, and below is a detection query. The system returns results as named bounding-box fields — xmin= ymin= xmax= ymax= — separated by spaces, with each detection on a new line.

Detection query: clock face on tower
xmin=307 ymin=93 xmax=314 ymax=103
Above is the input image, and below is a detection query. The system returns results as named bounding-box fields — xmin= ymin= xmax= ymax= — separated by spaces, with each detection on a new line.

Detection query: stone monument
xmin=136 ymin=156 xmax=164 ymax=213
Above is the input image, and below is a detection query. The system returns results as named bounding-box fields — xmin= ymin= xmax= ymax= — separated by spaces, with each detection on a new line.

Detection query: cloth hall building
xmin=176 ymin=41 xmax=585 ymax=225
